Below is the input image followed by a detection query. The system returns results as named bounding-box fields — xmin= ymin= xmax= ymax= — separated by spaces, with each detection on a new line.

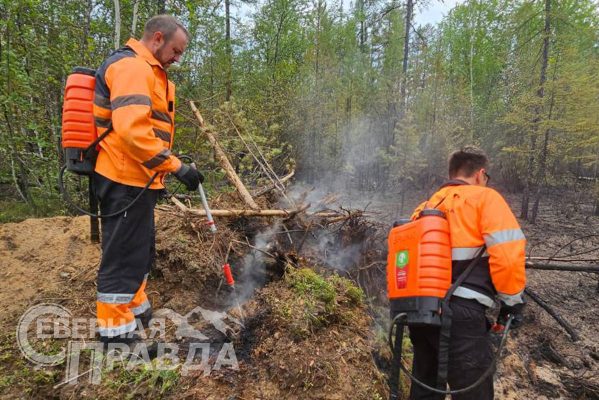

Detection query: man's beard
xmin=155 ymin=44 xmax=171 ymax=68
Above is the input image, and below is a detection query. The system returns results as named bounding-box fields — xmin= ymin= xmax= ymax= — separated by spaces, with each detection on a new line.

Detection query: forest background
xmin=0 ymin=0 xmax=598 ymax=223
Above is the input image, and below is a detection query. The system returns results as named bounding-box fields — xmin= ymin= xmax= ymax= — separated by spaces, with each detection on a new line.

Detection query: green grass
xmin=103 ymin=358 xmax=181 ymax=399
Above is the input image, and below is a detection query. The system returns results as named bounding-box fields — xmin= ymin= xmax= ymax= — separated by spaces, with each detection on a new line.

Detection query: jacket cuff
xmin=498 ymin=290 xmax=524 ymax=306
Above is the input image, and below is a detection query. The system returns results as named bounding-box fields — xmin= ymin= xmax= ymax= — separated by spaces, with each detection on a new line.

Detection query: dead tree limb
xmin=526 ymin=262 xmax=599 ymax=273
xmin=189 ymin=101 xmax=259 ymax=210
xmin=169 ymin=196 xmax=309 ymax=218
xmin=525 ymin=287 xmax=580 ymax=342
xmin=226 ymin=112 xmax=291 ymax=204
xmin=527 ymin=256 xmax=599 ymax=263
xmin=251 ymin=170 xmax=295 ymax=197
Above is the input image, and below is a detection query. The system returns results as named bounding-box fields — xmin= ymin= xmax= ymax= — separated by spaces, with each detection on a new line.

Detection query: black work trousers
xmin=93 ymin=173 xmax=159 ymax=336
xmin=408 ymin=297 xmax=494 ymax=400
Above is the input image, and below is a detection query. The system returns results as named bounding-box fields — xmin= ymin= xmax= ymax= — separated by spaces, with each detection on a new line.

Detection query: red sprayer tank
xmin=387 ymin=209 xmax=452 ymax=326
xmin=61 ymin=67 xmax=97 ymax=175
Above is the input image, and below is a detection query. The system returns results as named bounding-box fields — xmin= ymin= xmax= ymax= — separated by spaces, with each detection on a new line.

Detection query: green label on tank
xmin=395 ymin=250 xmax=409 ymax=268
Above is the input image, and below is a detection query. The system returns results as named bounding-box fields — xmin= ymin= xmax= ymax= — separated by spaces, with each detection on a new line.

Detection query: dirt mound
xmin=175 ymin=267 xmax=386 ymax=399
xmin=0 ymin=216 xmax=100 ymax=325
xmin=0 ymin=211 xmax=386 ymax=399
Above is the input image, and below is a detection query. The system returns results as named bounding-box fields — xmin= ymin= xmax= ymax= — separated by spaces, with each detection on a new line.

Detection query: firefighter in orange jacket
xmin=92 ymin=15 xmax=202 ymax=345
xmin=408 ymin=146 xmax=526 ymax=400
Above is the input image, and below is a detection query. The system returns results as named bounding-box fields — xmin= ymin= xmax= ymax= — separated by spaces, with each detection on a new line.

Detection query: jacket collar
xmin=440 ymin=179 xmax=469 ymax=189
xmin=125 ymin=38 xmax=163 ymax=68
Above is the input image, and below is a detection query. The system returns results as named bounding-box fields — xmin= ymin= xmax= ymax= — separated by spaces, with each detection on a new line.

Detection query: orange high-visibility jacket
xmin=411 ymin=181 xmax=526 ymax=307
xmin=93 ymin=38 xmax=181 ymax=189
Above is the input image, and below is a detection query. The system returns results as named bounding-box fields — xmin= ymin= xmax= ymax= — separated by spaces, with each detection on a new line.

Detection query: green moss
xmin=279 ymin=268 xmax=367 ymax=340
xmin=286 ymin=267 xmax=337 ymax=307
xmin=330 ymin=274 xmax=365 ymax=305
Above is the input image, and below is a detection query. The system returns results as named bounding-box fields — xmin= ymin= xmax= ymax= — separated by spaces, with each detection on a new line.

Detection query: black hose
xmin=58 ymin=154 xmax=197 ymax=218
xmin=388 ymin=312 xmax=514 ymax=395
xmin=58 ymin=164 xmax=158 ymax=218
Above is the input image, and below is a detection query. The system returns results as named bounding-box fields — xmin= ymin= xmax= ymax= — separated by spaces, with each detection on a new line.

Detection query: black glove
xmin=174 ymin=163 xmax=204 ymax=191
xmin=497 ymin=301 xmax=525 ymax=329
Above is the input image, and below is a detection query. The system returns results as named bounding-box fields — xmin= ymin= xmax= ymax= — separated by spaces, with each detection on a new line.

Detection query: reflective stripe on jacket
xmin=411 ymin=181 xmax=526 ymax=307
xmin=93 ymin=38 xmax=181 ymax=189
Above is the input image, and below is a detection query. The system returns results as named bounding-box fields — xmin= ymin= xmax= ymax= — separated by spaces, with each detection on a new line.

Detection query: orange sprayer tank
xmin=387 ymin=209 xmax=452 ymax=326
xmin=61 ymin=67 xmax=97 ymax=175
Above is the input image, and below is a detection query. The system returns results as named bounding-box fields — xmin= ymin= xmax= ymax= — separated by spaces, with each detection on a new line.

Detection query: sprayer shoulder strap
xmin=84 ymin=123 xmax=113 ymax=158
xmin=84 ymin=46 xmax=136 ymax=158
xmin=444 ymin=246 xmax=486 ymax=302
xmin=423 ymin=179 xmax=468 ymax=212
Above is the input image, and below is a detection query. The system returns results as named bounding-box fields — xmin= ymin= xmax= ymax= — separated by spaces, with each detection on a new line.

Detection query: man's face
xmin=153 ymin=28 xmax=188 ymax=69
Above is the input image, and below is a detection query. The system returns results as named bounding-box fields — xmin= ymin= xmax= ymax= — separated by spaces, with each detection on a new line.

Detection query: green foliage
xmin=0 ymin=0 xmax=598 ymax=218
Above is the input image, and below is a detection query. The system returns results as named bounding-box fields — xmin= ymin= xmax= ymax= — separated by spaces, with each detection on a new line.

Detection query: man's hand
xmin=496 ymin=301 xmax=525 ymax=330
xmin=174 ymin=163 xmax=204 ymax=191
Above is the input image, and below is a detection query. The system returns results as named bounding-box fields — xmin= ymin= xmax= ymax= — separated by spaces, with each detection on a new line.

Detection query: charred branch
xmin=525 ymin=287 xmax=580 ymax=342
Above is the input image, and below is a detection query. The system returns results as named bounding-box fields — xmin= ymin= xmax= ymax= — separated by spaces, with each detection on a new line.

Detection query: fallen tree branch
xmin=170 ymin=196 xmax=189 ymax=213
xmin=231 ymin=239 xmax=276 ymax=258
xmin=526 ymin=262 xmax=599 ymax=273
xmin=168 ymin=196 xmax=308 ymax=218
xmin=527 ymin=256 xmax=599 ymax=262
xmin=183 ymin=208 xmax=296 ymax=217
xmin=167 ymin=196 xmax=366 ymax=220
xmin=189 ymin=101 xmax=259 ymax=210
xmin=525 ymin=287 xmax=580 ymax=342
xmin=226 ymin=112 xmax=292 ymax=205
xmin=251 ymin=170 xmax=295 ymax=197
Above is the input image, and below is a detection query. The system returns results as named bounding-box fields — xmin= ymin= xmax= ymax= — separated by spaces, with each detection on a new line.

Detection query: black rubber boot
xmin=136 ymin=308 xmax=153 ymax=330
xmin=99 ymin=333 xmax=160 ymax=360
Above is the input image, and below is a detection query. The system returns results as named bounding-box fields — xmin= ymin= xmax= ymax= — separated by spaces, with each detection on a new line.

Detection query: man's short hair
xmin=143 ymin=15 xmax=189 ymax=41
xmin=448 ymin=146 xmax=489 ymax=178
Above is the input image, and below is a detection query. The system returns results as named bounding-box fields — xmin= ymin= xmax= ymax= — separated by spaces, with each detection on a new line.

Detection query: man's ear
xmin=476 ymin=169 xmax=485 ymax=185
xmin=153 ymin=31 xmax=164 ymax=47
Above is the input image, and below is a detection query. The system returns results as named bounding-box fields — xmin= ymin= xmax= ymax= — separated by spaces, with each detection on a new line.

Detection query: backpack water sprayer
xmin=386 ymin=206 xmax=514 ymax=399
xmin=59 ymin=67 xmax=215 ymax=241
xmin=59 ymin=67 xmax=158 ymax=230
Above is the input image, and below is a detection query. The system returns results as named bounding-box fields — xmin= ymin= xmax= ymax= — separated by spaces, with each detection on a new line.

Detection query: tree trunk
xmin=113 ymin=0 xmax=121 ymax=49
xmin=131 ymin=0 xmax=140 ymax=36
xmin=81 ymin=0 xmax=93 ymax=61
xmin=469 ymin=0 xmax=480 ymax=141
xmin=189 ymin=102 xmax=259 ymax=210
xmin=357 ymin=0 xmax=365 ymax=52
xmin=521 ymin=0 xmax=551 ymax=220
xmin=157 ymin=0 xmax=166 ymax=14
xmin=399 ymin=0 xmax=413 ymax=121
xmin=272 ymin=10 xmax=287 ymax=80
xmin=225 ymin=0 xmax=232 ymax=101
xmin=531 ymin=52 xmax=559 ymax=224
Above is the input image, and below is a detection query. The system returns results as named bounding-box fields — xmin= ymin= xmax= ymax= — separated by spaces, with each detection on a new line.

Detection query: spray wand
xmin=191 ymin=162 xmax=217 ymax=233
xmin=223 ymin=244 xmax=244 ymax=322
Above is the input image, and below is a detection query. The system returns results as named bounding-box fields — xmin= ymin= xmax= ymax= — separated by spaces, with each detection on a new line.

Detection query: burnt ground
xmin=0 ymin=184 xmax=597 ymax=399
xmin=335 ymin=184 xmax=599 ymax=400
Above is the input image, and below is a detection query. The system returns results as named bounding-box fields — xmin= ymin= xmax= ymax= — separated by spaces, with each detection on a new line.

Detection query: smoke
xmin=316 ymin=234 xmax=364 ymax=272
xmin=297 ymin=115 xmax=406 ymax=191
xmin=233 ymin=221 xmax=281 ymax=303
